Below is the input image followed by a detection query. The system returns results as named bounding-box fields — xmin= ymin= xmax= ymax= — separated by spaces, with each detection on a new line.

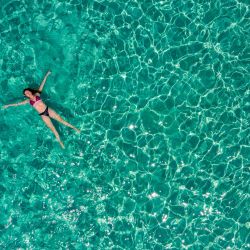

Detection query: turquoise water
xmin=0 ymin=0 xmax=249 ymax=249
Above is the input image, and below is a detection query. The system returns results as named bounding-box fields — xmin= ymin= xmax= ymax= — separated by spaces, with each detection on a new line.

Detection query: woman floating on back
xmin=3 ymin=70 xmax=80 ymax=149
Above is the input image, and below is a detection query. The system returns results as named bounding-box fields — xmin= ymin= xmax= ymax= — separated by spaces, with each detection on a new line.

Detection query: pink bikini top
xmin=30 ymin=95 xmax=41 ymax=106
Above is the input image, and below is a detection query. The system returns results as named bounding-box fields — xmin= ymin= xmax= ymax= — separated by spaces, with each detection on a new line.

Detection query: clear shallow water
xmin=0 ymin=0 xmax=249 ymax=249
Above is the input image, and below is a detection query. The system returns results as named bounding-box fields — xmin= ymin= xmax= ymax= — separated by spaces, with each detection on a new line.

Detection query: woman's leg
xmin=48 ymin=108 xmax=80 ymax=133
xmin=41 ymin=115 xmax=65 ymax=149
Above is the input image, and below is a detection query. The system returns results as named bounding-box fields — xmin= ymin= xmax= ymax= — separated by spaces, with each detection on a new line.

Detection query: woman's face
xmin=24 ymin=90 xmax=33 ymax=98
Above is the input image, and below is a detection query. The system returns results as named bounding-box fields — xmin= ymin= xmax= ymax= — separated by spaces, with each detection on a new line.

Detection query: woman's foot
xmin=59 ymin=141 xmax=65 ymax=149
xmin=73 ymin=127 xmax=81 ymax=133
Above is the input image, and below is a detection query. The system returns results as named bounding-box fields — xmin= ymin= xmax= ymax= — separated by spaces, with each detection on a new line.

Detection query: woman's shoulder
xmin=35 ymin=92 xmax=41 ymax=96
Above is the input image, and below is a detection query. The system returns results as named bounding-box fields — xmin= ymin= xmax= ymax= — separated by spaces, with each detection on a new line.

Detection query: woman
xmin=2 ymin=70 xmax=80 ymax=149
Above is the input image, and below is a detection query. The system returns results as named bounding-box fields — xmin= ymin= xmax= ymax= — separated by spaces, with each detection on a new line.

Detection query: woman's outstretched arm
xmin=38 ymin=70 xmax=51 ymax=92
xmin=2 ymin=100 xmax=29 ymax=109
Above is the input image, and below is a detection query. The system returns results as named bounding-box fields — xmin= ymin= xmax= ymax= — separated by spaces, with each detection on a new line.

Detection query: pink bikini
xmin=30 ymin=95 xmax=41 ymax=106
xmin=30 ymin=96 xmax=50 ymax=116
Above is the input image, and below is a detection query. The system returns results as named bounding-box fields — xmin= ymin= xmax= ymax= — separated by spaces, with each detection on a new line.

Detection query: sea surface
xmin=0 ymin=0 xmax=249 ymax=249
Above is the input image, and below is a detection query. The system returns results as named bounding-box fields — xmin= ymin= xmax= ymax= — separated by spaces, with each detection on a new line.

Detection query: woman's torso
xmin=30 ymin=94 xmax=47 ymax=113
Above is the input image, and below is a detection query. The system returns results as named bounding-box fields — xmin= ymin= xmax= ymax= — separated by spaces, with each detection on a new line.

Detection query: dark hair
xmin=23 ymin=88 xmax=41 ymax=96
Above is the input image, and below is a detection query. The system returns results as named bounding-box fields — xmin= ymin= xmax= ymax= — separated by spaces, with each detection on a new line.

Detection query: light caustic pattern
xmin=0 ymin=0 xmax=249 ymax=249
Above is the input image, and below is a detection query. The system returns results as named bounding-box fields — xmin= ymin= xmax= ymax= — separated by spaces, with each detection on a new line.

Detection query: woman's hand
xmin=2 ymin=105 xmax=10 ymax=109
xmin=47 ymin=70 xmax=51 ymax=75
